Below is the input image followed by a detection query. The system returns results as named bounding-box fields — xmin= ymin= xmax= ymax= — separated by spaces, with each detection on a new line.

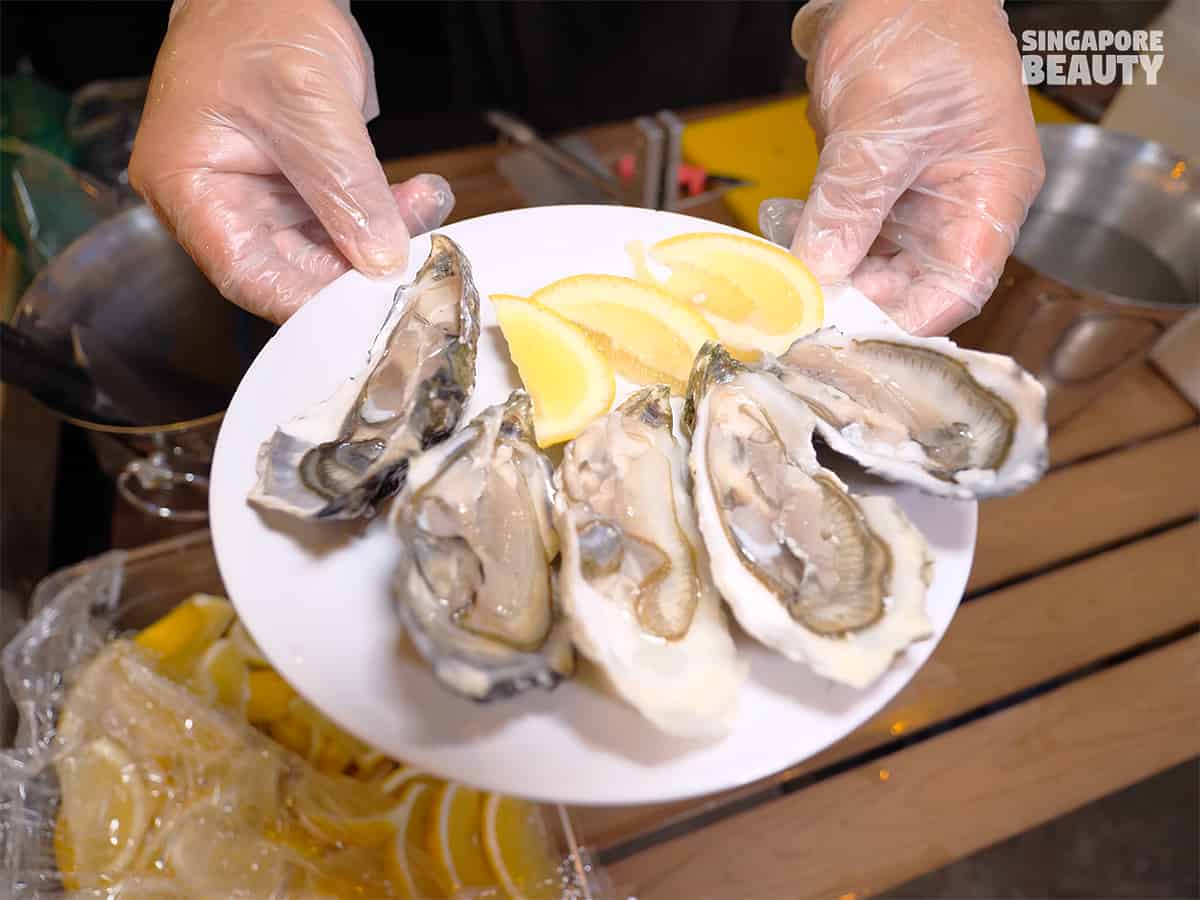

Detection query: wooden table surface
xmin=103 ymin=97 xmax=1199 ymax=899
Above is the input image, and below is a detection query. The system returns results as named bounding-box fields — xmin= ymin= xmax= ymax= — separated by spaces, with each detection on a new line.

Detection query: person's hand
xmin=762 ymin=0 xmax=1044 ymax=336
xmin=129 ymin=0 xmax=454 ymax=324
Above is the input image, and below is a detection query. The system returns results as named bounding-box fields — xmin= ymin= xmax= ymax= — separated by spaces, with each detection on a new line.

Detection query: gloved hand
xmin=762 ymin=0 xmax=1044 ymax=336
xmin=129 ymin=0 xmax=454 ymax=324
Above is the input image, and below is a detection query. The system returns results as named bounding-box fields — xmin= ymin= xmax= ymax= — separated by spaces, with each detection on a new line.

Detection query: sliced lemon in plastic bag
xmin=379 ymin=764 xmax=437 ymax=795
xmin=385 ymin=781 xmax=447 ymax=899
xmin=162 ymin=799 xmax=294 ymax=897
xmin=60 ymin=642 xmax=243 ymax=765
xmin=133 ymin=593 xmax=235 ymax=681
xmin=228 ymin=619 xmax=272 ymax=668
xmin=188 ymin=637 xmax=249 ymax=713
xmin=246 ymin=669 xmax=296 ymax=724
xmin=294 ymin=769 xmax=412 ymax=848
xmin=54 ymin=736 xmax=150 ymax=889
xmin=482 ymin=793 xmax=561 ymax=900
xmin=427 ymin=783 xmax=498 ymax=896
xmin=492 ymin=293 xmax=615 ymax=447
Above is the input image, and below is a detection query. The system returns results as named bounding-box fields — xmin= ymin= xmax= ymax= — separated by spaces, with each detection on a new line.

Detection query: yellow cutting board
xmin=682 ymin=90 xmax=1080 ymax=234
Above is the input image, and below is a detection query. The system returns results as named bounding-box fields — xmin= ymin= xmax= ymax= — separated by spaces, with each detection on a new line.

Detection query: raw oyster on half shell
xmin=684 ymin=342 xmax=934 ymax=689
xmin=767 ymin=327 xmax=1047 ymax=500
xmin=248 ymin=234 xmax=480 ymax=520
xmin=556 ymin=385 xmax=746 ymax=739
xmin=391 ymin=391 xmax=574 ymax=702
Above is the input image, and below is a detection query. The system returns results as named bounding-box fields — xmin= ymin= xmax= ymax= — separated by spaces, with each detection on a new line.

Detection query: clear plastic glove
xmin=129 ymin=0 xmax=454 ymax=323
xmin=763 ymin=0 xmax=1044 ymax=336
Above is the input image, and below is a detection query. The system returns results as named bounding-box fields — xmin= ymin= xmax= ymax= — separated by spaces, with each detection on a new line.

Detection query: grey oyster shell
xmin=685 ymin=341 xmax=933 ymax=689
xmin=248 ymin=234 xmax=480 ymax=520
xmin=390 ymin=391 xmax=575 ymax=702
xmin=765 ymin=327 xmax=1048 ymax=500
xmin=555 ymin=385 xmax=745 ymax=739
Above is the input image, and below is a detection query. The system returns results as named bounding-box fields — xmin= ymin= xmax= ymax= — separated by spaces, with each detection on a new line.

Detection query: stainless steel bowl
xmin=10 ymin=204 xmax=276 ymax=519
xmin=954 ymin=124 xmax=1199 ymax=427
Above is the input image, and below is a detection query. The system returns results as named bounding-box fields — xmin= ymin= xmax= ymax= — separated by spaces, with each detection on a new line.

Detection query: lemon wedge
xmin=492 ymin=294 xmax=615 ymax=446
xmin=134 ymin=593 xmax=235 ymax=682
xmin=628 ymin=239 xmax=755 ymax=322
xmin=427 ymin=783 xmax=498 ymax=896
xmin=385 ymin=782 xmax=447 ymax=899
xmin=54 ymin=737 xmax=150 ymax=888
xmin=530 ymin=274 xmax=717 ymax=393
xmin=482 ymin=793 xmax=561 ymax=900
xmin=647 ymin=232 xmax=824 ymax=355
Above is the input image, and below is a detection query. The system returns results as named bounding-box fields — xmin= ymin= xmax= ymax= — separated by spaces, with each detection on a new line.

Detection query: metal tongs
xmin=486 ymin=109 xmax=751 ymax=211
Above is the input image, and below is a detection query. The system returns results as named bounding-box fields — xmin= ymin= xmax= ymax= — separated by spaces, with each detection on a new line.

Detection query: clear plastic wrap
xmin=1 ymin=532 xmax=612 ymax=899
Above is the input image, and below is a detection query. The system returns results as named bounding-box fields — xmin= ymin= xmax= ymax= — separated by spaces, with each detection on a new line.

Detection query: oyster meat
xmin=767 ymin=327 xmax=1047 ymax=500
xmin=684 ymin=342 xmax=934 ymax=689
xmin=248 ymin=234 xmax=480 ymax=520
xmin=556 ymin=385 xmax=746 ymax=739
xmin=391 ymin=391 xmax=574 ymax=701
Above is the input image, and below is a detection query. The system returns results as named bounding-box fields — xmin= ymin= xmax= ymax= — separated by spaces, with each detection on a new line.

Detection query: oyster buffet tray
xmin=0 ymin=530 xmax=612 ymax=899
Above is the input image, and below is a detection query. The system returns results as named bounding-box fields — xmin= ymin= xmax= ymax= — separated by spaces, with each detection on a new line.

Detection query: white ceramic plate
xmin=210 ymin=205 xmax=976 ymax=806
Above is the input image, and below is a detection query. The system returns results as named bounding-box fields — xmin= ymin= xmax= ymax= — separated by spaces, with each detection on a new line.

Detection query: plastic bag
xmin=0 ymin=541 xmax=611 ymax=899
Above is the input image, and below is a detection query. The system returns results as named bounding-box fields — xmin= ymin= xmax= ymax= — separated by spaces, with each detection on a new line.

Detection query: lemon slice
xmin=492 ymin=294 xmax=615 ymax=447
xmin=286 ymin=695 xmax=369 ymax=768
xmin=648 ymin=232 xmax=824 ymax=355
xmin=188 ymin=638 xmax=249 ymax=713
xmin=294 ymin=770 xmax=410 ymax=848
xmin=134 ymin=594 xmax=235 ymax=682
xmin=530 ymin=274 xmax=717 ymax=393
xmin=246 ymin=669 xmax=295 ymax=724
xmin=54 ymin=737 xmax=150 ymax=887
xmin=385 ymin=782 xmax=446 ymax=899
xmin=67 ymin=643 xmax=243 ymax=765
xmin=380 ymin=764 xmax=436 ymax=795
xmin=162 ymin=800 xmax=293 ymax=896
xmin=228 ymin=619 xmax=271 ymax=668
xmin=427 ymin=783 xmax=497 ymax=895
xmin=482 ymin=793 xmax=561 ymax=900
xmin=356 ymin=748 xmax=387 ymax=771
xmin=268 ymin=713 xmax=318 ymax=760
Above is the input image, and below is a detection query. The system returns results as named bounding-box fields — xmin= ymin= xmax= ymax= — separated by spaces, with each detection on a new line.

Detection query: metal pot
xmin=953 ymin=124 xmax=1199 ymax=428
xmin=8 ymin=204 xmax=276 ymax=520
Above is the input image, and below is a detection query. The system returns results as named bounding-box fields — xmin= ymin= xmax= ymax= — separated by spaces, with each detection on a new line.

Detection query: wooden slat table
xmin=382 ymin=107 xmax=1200 ymax=898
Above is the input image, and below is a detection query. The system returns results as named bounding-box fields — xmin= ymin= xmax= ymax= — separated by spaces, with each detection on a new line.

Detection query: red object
xmin=614 ymin=153 xmax=724 ymax=196
xmin=677 ymin=163 xmax=708 ymax=196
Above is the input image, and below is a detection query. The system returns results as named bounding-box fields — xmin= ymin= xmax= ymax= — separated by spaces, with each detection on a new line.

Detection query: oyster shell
xmin=248 ymin=234 xmax=480 ymax=520
xmin=556 ymin=385 xmax=746 ymax=739
xmin=767 ymin=327 xmax=1047 ymax=500
xmin=391 ymin=391 xmax=574 ymax=702
xmin=684 ymin=342 xmax=933 ymax=689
